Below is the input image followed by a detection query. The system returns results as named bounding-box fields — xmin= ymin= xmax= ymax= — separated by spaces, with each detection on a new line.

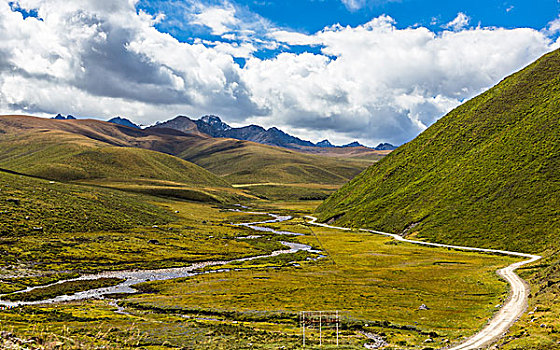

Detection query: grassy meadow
xmin=0 ymin=177 xmax=285 ymax=274
xmin=233 ymin=183 xmax=340 ymax=201
xmin=176 ymin=137 xmax=375 ymax=186
xmin=0 ymin=169 xmax=174 ymax=237
xmin=0 ymin=179 xmax=522 ymax=348
xmin=0 ymin=135 xmax=544 ymax=349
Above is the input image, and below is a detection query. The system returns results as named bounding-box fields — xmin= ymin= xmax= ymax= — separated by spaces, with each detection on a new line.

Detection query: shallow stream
xmin=0 ymin=210 xmax=320 ymax=307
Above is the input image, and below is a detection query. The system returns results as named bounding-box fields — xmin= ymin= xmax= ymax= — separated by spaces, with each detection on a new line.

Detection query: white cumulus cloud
xmin=339 ymin=0 xmax=399 ymax=11
xmin=0 ymin=0 xmax=557 ymax=146
xmin=242 ymin=16 xmax=553 ymax=144
xmin=340 ymin=0 xmax=366 ymax=11
xmin=192 ymin=4 xmax=239 ymax=35
xmin=545 ymin=16 xmax=560 ymax=35
xmin=444 ymin=12 xmax=470 ymax=31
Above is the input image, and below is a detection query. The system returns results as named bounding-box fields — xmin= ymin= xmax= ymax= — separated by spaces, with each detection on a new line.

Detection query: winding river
xmin=0 ymin=211 xmax=320 ymax=308
xmin=0 ymin=208 xmax=539 ymax=350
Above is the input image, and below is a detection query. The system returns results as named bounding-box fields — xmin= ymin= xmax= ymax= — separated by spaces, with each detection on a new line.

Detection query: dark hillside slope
xmin=316 ymin=48 xmax=560 ymax=253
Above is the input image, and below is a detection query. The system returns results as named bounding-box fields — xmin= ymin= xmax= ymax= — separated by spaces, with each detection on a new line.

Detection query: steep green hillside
xmin=316 ymin=48 xmax=560 ymax=253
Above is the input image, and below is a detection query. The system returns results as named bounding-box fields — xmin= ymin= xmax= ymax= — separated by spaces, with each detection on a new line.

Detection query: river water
xmin=0 ymin=211 xmax=320 ymax=307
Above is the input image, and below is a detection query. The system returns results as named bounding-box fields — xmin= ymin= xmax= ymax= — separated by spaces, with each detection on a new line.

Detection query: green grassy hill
xmin=177 ymin=137 xmax=371 ymax=185
xmin=175 ymin=137 xmax=375 ymax=200
xmin=0 ymin=117 xmax=242 ymax=202
xmin=0 ymin=115 xmax=379 ymax=200
xmin=316 ymin=48 xmax=560 ymax=254
xmin=0 ymin=127 xmax=227 ymax=187
xmin=0 ymin=169 xmax=173 ymax=236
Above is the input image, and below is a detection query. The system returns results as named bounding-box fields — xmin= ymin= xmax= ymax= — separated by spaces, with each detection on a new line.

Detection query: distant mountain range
xmin=93 ymin=113 xmax=396 ymax=151
xmin=72 ymin=114 xmax=398 ymax=151
xmin=108 ymin=117 xmax=140 ymax=129
xmin=52 ymin=114 xmax=76 ymax=120
xmin=146 ymin=115 xmax=396 ymax=151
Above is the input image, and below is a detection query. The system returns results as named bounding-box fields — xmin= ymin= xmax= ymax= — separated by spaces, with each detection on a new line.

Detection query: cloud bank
xmin=0 ymin=0 xmax=557 ymax=145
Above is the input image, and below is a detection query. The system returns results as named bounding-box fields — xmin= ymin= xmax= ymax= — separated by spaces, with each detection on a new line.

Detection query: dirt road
xmin=306 ymin=216 xmax=541 ymax=350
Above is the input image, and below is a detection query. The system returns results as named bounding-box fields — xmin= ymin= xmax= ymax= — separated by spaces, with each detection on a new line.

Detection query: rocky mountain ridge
xmin=151 ymin=115 xmax=396 ymax=151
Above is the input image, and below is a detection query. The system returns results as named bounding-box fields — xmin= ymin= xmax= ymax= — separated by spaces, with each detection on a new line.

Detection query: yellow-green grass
xmin=125 ymin=214 xmax=518 ymax=348
xmin=0 ymin=168 xmax=286 ymax=275
xmin=0 ymin=130 xmax=229 ymax=187
xmin=0 ymin=170 xmax=174 ymax=237
xmin=0 ymin=193 xmax=522 ymax=349
xmin=0 ymin=165 xmax=525 ymax=348
xmin=177 ymin=138 xmax=375 ymax=185
xmin=0 ymin=199 xmax=288 ymax=273
xmin=0 ymin=300 xmax=317 ymax=349
xmin=0 ymin=301 xmax=149 ymax=349
xmin=234 ymin=183 xmax=340 ymax=200
xmin=78 ymin=178 xmax=257 ymax=204
xmin=2 ymin=278 xmax=125 ymax=302
xmin=251 ymin=200 xmax=325 ymax=213
xmin=0 ymin=273 xmax=80 ymax=294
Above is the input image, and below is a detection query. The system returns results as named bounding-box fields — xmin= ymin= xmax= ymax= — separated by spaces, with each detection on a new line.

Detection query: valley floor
xmin=0 ymin=195 xmax=525 ymax=349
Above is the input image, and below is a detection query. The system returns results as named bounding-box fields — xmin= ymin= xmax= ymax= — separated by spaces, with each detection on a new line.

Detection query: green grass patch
xmin=0 ymin=171 xmax=174 ymax=237
xmin=0 ymin=272 xmax=80 ymax=294
xmin=0 ymin=195 xmax=290 ymax=272
xmin=177 ymin=137 xmax=376 ymax=186
xmin=240 ymin=183 xmax=338 ymax=201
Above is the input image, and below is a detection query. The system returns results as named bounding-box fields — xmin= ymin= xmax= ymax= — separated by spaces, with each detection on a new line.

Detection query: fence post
xmin=319 ymin=311 xmax=322 ymax=346
xmin=302 ymin=312 xmax=306 ymax=347
xmin=336 ymin=310 xmax=339 ymax=347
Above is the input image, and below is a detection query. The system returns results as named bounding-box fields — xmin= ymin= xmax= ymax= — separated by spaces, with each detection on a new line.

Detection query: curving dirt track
xmin=306 ymin=216 xmax=541 ymax=350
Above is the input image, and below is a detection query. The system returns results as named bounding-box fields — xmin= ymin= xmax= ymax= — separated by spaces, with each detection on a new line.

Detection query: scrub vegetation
xmin=0 ymin=173 xmax=518 ymax=348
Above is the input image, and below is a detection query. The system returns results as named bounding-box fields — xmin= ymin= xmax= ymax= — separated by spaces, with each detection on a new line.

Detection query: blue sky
xmin=139 ymin=0 xmax=560 ymax=41
xmin=2 ymin=0 xmax=559 ymax=146
xmin=235 ymin=0 xmax=558 ymax=32
xmin=133 ymin=0 xmax=560 ymax=73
